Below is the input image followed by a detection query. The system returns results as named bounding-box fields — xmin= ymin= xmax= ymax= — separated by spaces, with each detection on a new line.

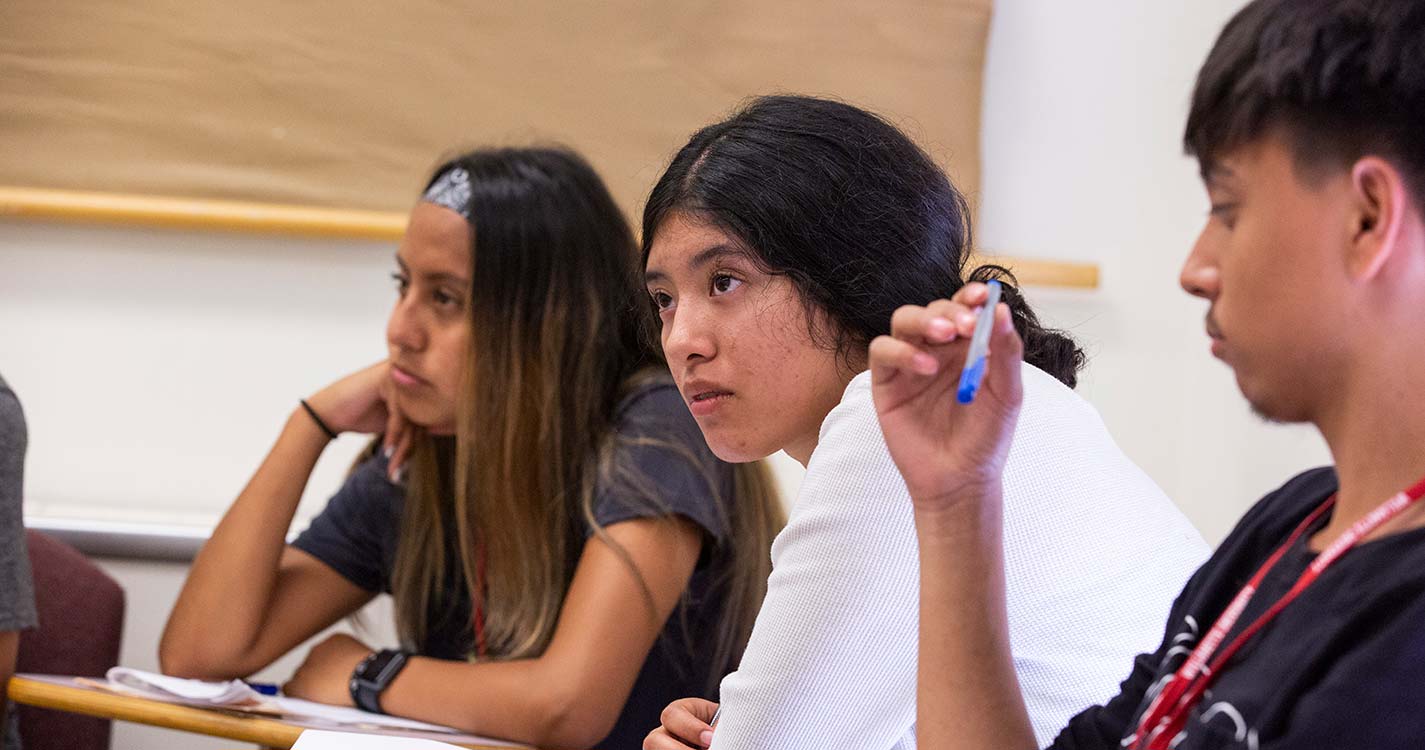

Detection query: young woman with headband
xmin=161 ymin=146 xmax=784 ymax=750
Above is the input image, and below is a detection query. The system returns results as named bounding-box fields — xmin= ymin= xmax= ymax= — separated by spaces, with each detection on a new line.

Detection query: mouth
xmin=1205 ymin=314 xmax=1226 ymax=355
xmin=685 ymin=386 xmax=734 ymax=416
xmin=390 ymin=364 xmax=430 ymax=388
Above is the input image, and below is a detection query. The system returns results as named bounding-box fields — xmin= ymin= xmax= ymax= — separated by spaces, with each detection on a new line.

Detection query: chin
xmin=1238 ymin=378 xmax=1310 ymax=425
xmin=702 ymin=430 xmax=775 ymax=464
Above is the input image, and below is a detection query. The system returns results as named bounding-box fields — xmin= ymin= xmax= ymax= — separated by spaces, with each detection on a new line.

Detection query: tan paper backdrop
xmin=0 ymin=0 xmax=992 ymax=218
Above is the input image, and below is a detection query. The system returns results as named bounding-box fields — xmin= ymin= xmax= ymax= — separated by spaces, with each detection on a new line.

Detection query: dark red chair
xmin=15 ymin=530 xmax=125 ymax=750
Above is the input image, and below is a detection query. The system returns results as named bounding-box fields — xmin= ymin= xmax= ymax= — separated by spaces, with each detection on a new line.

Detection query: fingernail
xmin=383 ymin=445 xmax=394 ymax=459
xmin=393 ymin=466 xmax=406 ymax=484
xmin=699 ymin=730 xmax=714 ymax=746
xmin=913 ymin=352 xmax=938 ymax=375
xmin=928 ymin=318 xmax=954 ymax=339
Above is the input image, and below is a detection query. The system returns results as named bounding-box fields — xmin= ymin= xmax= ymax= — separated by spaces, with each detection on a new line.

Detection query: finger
xmin=383 ymin=398 xmax=402 ymax=459
xmin=643 ymin=728 xmax=700 ymax=750
xmin=951 ymin=281 xmax=992 ymax=307
xmin=659 ymin=701 xmax=715 ymax=745
xmin=889 ymin=304 xmax=964 ymax=344
xmin=869 ymin=335 xmax=940 ymax=384
xmin=391 ymin=428 xmax=414 ymax=482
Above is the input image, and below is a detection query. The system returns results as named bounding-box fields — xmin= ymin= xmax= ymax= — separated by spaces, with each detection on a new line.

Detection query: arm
xmin=868 ymin=286 xmax=1037 ymax=750
xmin=286 ymin=515 xmax=705 ymax=750
xmin=161 ymin=363 xmax=405 ymax=678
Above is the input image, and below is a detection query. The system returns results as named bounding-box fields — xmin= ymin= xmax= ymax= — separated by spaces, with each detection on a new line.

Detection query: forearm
xmin=913 ymin=488 xmax=1036 ymax=750
xmin=161 ymin=408 xmax=328 ymax=675
xmin=380 ymin=654 xmax=614 ymax=750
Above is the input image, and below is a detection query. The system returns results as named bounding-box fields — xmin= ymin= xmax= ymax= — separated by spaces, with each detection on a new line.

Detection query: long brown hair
xmin=389 ymin=147 xmax=784 ymax=685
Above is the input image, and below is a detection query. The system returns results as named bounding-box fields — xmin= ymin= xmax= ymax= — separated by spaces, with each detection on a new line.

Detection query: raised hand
xmin=868 ymin=282 xmax=1025 ymax=512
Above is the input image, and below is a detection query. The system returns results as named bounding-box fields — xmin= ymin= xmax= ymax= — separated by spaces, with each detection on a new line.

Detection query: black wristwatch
xmin=349 ymin=648 xmax=411 ymax=714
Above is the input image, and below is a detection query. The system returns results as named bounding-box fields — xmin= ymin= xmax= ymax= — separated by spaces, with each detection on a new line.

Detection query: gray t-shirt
xmin=1 ymin=374 xmax=38 ymax=750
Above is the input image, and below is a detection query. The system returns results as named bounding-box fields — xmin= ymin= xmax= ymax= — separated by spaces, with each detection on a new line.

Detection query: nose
xmin=387 ymin=293 xmax=426 ymax=354
xmin=1180 ymin=225 xmax=1221 ymax=301
xmin=661 ymin=298 xmax=716 ymax=367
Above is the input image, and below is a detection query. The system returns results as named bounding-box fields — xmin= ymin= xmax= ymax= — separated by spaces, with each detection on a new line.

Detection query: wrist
xmin=349 ymin=649 xmax=411 ymax=714
xmin=911 ymin=479 xmax=1004 ymax=540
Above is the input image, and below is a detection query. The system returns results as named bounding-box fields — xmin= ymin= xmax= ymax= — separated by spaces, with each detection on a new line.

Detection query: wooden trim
xmin=0 ymin=185 xmax=1099 ymax=288
xmin=7 ymin=675 xmax=528 ymax=749
xmin=0 ymin=186 xmax=407 ymax=241
xmin=9 ymin=675 xmax=304 ymax=747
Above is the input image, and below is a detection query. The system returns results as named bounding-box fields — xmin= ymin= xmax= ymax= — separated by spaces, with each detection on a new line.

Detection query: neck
xmin=1312 ymin=354 xmax=1425 ymax=547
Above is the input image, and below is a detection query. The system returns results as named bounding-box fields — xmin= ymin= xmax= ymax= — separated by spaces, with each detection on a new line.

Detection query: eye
xmin=432 ymin=288 xmax=463 ymax=310
xmin=391 ymin=272 xmax=410 ymax=296
xmin=1209 ymin=203 xmax=1238 ymax=230
xmin=649 ymin=290 xmax=674 ymax=312
xmin=711 ymin=273 xmax=743 ymax=296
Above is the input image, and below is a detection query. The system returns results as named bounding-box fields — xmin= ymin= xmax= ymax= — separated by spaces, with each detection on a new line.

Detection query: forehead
xmin=400 ymin=202 xmax=472 ymax=272
xmin=1204 ymin=133 xmax=1322 ymax=192
xmin=645 ymin=213 xmax=742 ymax=271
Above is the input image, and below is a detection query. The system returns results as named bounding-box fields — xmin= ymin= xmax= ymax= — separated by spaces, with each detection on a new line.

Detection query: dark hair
xmin=641 ymin=94 xmax=1085 ymax=387
xmin=1185 ymin=0 xmax=1425 ymax=206
xmin=394 ymin=147 xmax=785 ymax=692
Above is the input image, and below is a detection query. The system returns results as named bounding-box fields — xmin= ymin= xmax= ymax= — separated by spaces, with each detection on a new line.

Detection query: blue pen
xmin=245 ymin=681 xmax=280 ymax=696
xmin=956 ymin=280 xmax=1003 ymax=404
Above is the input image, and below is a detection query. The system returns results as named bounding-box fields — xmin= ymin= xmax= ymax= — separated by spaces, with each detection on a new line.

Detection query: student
xmin=160 ymin=147 xmax=785 ymax=750
xmin=640 ymin=95 xmax=1206 ymax=750
xmin=0 ymin=373 xmax=37 ymax=750
xmin=871 ymin=1 xmax=1425 ymax=748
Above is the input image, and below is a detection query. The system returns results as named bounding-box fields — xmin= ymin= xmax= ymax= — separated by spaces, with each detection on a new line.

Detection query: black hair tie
xmin=300 ymin=399 xmax=340 ymax=441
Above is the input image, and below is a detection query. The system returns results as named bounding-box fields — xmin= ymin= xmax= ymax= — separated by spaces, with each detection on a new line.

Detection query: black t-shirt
xmin=293 ymin=380 xmax=735 ymax=750
xmin=1050 ymin=467 xmax=1425 ymax=749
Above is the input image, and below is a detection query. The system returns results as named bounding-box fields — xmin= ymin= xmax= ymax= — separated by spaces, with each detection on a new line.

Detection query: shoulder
xmin=1218 ymin=466 xmax=1338 ymax=552
xmin=612 ymin=375 xmax=698 ymax=437
xmin=0 ymin=374 xmax=24 ymax=438
xmin=324 ymin=450 xmax=405 ymax=522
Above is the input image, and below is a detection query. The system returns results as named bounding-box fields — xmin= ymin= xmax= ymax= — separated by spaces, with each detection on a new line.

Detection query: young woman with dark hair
xmin=160 ymin=146 xmax=784 ymax=750
xmin=640 ymin=95 xmax=1205 ymax=750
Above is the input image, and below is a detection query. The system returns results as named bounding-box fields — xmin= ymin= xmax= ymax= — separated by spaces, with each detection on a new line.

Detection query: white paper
xmin=293 ymin=729 xmax=465 ymax=749
xmin=274 ymin=696 xmax=462 ymax=733
xmin=105 ymin=667 xmax=267 ymax=707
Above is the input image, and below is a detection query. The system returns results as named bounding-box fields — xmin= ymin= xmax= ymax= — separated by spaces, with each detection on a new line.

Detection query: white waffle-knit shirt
xmin=710 ymin=366 xmax=1208 ymax=750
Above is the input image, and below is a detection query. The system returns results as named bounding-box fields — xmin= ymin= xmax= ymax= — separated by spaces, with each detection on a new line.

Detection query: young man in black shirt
xmin=866 ymin=0 xmax=1425 ymax=748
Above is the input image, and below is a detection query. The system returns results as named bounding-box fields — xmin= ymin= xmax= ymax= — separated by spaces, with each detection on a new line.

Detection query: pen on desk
xmin=245 ymin=681 xmax=280 ymax=696
xmin=955 ymin=280 xmax=1003 ymax=404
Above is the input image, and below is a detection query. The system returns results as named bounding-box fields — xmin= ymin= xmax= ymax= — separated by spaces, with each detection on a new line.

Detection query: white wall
xmin=3 ymin=1 xmax=1335 ymax=748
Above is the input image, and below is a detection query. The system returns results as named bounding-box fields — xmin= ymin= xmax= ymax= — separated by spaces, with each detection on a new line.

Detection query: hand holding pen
xmin=868 ymin=281 xmax=1025 ymax=514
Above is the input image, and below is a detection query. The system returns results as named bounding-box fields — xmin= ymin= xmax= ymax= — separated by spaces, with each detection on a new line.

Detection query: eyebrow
xmin=1201 ymin=160 xmax=1238 ymax=185
xmin=394 ymin=254 xmax=470 ymax=286
xmin=644 ymin=244 xmax=747 ymax=285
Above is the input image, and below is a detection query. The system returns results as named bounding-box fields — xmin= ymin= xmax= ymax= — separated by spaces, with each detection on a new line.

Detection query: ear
xmin=1346 ymin=156 xmax=1408 ymax=281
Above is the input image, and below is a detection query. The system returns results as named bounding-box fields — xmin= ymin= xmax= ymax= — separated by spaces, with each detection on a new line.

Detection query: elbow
xmin=157 ymin=630 xmax=246 ymax=680
xmin=529 ymin=685 xmax=622 ymax=750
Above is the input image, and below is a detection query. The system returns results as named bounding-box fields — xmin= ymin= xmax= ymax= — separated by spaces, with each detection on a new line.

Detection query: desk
xmin=7 ymin=674 xmax=531 ymax=749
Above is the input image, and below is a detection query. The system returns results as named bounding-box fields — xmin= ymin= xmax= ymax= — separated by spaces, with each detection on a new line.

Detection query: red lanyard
xmin=1130 ymin=473 xmax=1425 ymax=750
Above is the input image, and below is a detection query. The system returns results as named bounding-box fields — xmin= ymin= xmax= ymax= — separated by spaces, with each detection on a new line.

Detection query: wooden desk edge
xmin=7 ymin=676 xmax=527 ymax=750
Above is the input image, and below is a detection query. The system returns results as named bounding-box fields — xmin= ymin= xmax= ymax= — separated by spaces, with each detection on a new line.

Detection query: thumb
xmin=985 ymin=303 xmax=1024 ymax=401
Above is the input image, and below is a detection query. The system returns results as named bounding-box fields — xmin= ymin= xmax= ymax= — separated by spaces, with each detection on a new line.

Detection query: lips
xmin=391 ymin=364 xmax=430 ymax=388
xmin=683 ymin=379 xmax=734 ymax=417
xmin=1205 ymin=314 xmax=1226 ymax=358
